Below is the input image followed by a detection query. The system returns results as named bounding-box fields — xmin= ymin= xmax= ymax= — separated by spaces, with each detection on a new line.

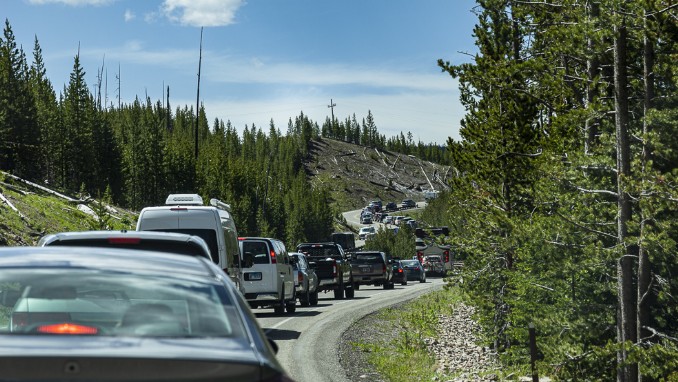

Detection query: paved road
xmin=255 ymin=277 xmax=446 ymax=382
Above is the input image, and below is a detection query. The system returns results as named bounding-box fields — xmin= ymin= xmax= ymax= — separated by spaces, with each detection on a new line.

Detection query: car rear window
xmin=297 ymin=245 xmax=341 ymax=259
xmin=354 ymin=254 xmax=383 ymax=264
xmin=0 ymin=269 xmax=246 ymax=339
xmin=47 ymin=239 xmax=211 ymax=262
xmin=242 ymin=241 xmax=270 ymax=264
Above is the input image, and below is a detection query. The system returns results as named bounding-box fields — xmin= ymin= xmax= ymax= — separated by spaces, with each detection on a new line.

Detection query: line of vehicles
xmin=0 ymin=192 xmax=450 ymax=381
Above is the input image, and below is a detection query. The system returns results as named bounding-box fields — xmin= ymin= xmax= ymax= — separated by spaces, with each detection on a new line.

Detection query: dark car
xmin=38 ymin=230 xmax=213 ymax=262
xmin=391 ymin=260 xmax=408 ymax=285
xmin=401 ymin=199 xmax=417 ymax=208
xmin=0 ymin=246 xmax=292 ymax=382
xmin=385 ymin=201 xmax=398 ymax=211
xmin=401 ymin=259 xmax=426 ymax=283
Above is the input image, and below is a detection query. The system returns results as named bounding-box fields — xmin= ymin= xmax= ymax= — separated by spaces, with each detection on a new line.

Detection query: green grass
xmin=351 ymin=287 xmax=462 ymax=382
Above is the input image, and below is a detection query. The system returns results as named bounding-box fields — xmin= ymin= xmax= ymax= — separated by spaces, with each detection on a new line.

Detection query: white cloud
xmin=124 ymin=9 xmax=135 ymax=22
xmin=28 ymin=0 xmax=114 ymax=5
xmin=161 ymin=0 xmax=244 ymax=27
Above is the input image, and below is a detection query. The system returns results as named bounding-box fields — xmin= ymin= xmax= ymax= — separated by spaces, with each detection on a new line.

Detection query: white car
xmin=358 ymin=226 xmax=376 ymax=240
xmin=238 ymin=237 xmax=296 ymax=314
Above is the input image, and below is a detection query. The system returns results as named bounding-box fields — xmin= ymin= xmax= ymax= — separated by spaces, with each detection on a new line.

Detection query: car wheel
xmin=420 ymin=276 xmax=426 ymax=283
xmin=345 ymin=283 xmax=355 ymax=299
xmin=309 ymin=291 xmax=319 ymax=306
xmin=300 ymin=288 xmax=310 ymax=307
xmin=402 ymin=281 xmax=407 ymax=286
xmin=333 ymin=280 xmax=344 ymax=299
xmin=285 ymin=300 xmax=296 ymax=313
xmin=353 ymin=283 xmax=360 ymax=290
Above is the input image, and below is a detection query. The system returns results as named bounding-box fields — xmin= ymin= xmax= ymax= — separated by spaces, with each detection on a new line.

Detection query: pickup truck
xmin=349 ymin=251 xmax=394 ymax=290
xmin=296 ymin=242 xmax=354 ymax=299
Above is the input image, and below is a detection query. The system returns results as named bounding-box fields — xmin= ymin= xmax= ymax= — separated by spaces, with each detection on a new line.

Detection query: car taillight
xmin=37 ymin=323 xmax=98 ymax=335
xmin=298 ymin=272 xmax=304 ymax=283
xmin=107 ymin=237 xmax=141 ymax=244
xmin=270 ymin=249 xmax=277 ymax=264
xmin=444 ymin=251 xmax=450 ymax=263
xmin=382 ymin=264 xmax=386 ymax=274
xmin=332 ymin=264 xmax=337 ymax=277
xmin=398 ymin=268 xmax=403 ymax=273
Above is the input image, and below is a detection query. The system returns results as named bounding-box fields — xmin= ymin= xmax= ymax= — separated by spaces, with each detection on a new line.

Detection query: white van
xmin=136 ymin=194 xmax=242 ymax=288
xmin=238 ymin=237 xmax=296 ymax=314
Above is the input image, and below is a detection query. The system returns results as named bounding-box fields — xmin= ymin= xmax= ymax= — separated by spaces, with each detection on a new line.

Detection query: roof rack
xmin=165 ymin=194 xmax=204 ymax=206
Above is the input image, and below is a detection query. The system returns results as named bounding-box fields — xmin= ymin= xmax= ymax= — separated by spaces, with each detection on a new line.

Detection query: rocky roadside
xmin=339 ymin=301 xmax=499 ymax=382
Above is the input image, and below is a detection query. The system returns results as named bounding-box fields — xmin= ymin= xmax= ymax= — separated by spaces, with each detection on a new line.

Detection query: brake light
xmin=444 ymin=251 xmax=450 ymax=263
xmin=107 ymin=237 xmax=141 ymax=244
xmin=270 ymin=249 xmax=277 ymax=264
xmin=382 ymin=264 xmax=386 ymax=274
xmin=298 ymin=272 xmax=304 ymax=284
xmin=37 ymin=323 xmax=98 ymax=335
xmin=169 ymin=207 xmax=188 ymax=211
xmin=398 ymin=268 xmax=403 ymax=273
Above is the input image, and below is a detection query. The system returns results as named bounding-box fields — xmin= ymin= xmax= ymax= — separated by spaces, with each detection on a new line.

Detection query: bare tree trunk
xmin=614 ymin=15 xmax=638 ymax=382
xmin=585 ymin=1 xmax=600 ymax=153
xmin=637 ymin=9 xmax=655 ymax=382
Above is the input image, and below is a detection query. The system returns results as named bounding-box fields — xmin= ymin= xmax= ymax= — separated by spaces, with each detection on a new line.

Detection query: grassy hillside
xmin=0 ymin=138 xmax=451 ymax=246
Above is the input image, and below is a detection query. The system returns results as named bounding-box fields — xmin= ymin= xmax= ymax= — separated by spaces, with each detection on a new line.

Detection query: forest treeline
xmin=421 ymin=1 xmax=677 ymax=380
xmin=0 ymin=18 xmax=448 ymax=245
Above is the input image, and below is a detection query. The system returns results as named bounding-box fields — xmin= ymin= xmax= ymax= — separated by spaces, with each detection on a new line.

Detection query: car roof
xmin=38 ymin=230 xmax=212 ymax=261
xmin=0 ymin=246 xmax=215 ymax=279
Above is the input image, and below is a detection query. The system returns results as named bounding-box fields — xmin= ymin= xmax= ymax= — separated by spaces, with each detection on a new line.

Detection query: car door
xmin=275 ymin=241 xmax=295 ymax=300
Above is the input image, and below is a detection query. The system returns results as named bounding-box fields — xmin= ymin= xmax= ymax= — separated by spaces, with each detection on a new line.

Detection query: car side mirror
xmin=242 ymin=252 xmax=254 ymax=268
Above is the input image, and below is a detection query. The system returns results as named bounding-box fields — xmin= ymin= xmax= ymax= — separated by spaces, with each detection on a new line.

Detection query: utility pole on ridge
xmin=328 ymin=99 xmax=336 ymax=123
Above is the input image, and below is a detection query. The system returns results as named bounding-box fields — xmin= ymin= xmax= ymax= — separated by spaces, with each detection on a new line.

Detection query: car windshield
xmin=0 ymin=269 xmax=247 ymax=339
xmin=401 ymin=260 xmax=419 ymax=267
xmin=354 ymin=254 xmax=383 ymax=264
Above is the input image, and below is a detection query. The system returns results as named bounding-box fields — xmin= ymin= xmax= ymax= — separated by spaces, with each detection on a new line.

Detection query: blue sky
xmin=4 ymin=0 xmax=478 ymax=144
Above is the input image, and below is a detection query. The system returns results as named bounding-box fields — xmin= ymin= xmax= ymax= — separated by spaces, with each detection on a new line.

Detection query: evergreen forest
xmin=425 ymin=0 xmax=677 ymax=380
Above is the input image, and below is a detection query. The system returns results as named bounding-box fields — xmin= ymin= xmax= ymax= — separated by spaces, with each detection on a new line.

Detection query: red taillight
xmin=107 ymin=237 xmax=141 ymax=244
xmin=417 ymin=251 xmax=424 ymax=263
xmin=444 ymin=251 xmax=450 ymax=263
xmin=398 ymin=268 xmax=403 ymax=273
xmin=270 ymin=249 xmax=277 ymax=264
xmin=298 ymin=272 xmax=304 ymax=283
xmin=332 ymin=264 xmax=337 ymax=277
xmin=382 ymin=264 xmax=386 ymax=274
xmin=37 ymin=323 xmax=98 ymax=335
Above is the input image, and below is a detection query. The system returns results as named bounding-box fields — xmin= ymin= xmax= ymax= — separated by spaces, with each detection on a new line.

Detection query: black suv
xmin=402 ymin=199 xmax=417 ymax=208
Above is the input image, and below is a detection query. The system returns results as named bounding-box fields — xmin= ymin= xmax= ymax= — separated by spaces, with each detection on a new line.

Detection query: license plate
xmin=246 ymin=272 xmax=262 ymax=281
xmin=360 ymin=266 xmax=371 ymax=273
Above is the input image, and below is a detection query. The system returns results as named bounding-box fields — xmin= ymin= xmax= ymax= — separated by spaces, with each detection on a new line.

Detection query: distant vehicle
xmin=401 ymin=259 xmax=426 ymax=283
xmin=0 ymin=246 xmax=290 ymax=381
xmin=385 ymin=202 xmax=398 ymax=211
xmin=296 ymin=242 xmax=354 ymax=299
xmin=349 ymin=251 xmax=394 ymax=290
xmin=290 ymin=252 xmax=319 ymax=306
xmin=393 ymin=216 xmax=406 ymax=226
xmin=383 ymin=215 xmax=394 ymax=225
xmin=401 ymin=199 xmax=417 ymax=208
xmin=331 ymin=232 xmax=356 ymax=251
xmin=368 ymin=200 xmax=382 ymax=212
xmin=238 ymin=237 xmax=296 ymax=314
xmin=136 ymin=194 xmax=242 ymax=288
xmin=360 ymin=211 xmax=373 ymax=224
xmin=38 ymin=230 xmax=213 ymax=262
xmin=424 ymin=190 xmax=440 ymax=200
xmin=391 ymin=260 xmax=408 ymax=285
xmin=358 ymin=226 xmax=376 ymax=240
xmin=423 ymin=255 xmax=445 ymax=277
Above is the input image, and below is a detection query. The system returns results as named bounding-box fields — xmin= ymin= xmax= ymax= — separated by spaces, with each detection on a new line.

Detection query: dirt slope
xmin=305 ymin=138 xmax=451 ymax=212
